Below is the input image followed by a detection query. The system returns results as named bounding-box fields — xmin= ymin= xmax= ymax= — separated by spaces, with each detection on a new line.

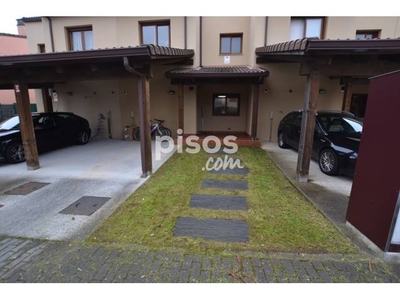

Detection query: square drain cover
xmin=59 ymin=196 xmax=111 ymax=216
xmin=5 ymin=182 xmax=50 ymax=195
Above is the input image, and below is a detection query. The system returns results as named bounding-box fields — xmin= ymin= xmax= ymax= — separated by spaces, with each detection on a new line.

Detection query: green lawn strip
xmin=86 ymin=147 xmax=357 ymax=255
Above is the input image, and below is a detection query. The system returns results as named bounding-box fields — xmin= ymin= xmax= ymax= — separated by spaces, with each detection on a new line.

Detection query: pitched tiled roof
xmin=0 ymin=44 xmax=194 ymax=66
xmin=256 ymin=38 xmax=400 ymax=55
xmin=167 ymin=66 xmax=269 ymax=78
xmin=18 ymin=17 xmax=42 ymax=23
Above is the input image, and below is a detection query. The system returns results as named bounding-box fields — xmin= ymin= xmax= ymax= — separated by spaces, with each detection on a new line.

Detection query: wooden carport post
xmin=13 ymin=82 xmax=40 ymax=170
xmin=341 ymin=83 xmax=352 ymax=112
xmin=41 ymin=87 xmax=53 ymax=113
xmin=250 ymin=84 xmax=260 ymax=140
xmin=177 ymin=84 xmax=184 ymax=131
xmin=296 ymin=69 xmax=320 ymax=182
xmin=138 ymin=74 xmax=152 ymax=177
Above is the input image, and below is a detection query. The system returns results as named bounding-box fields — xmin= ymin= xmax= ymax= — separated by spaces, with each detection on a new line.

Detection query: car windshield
xmin=0 ymin=116 xmax=20 ymax=130
xmin=0 ymin=115 xmax=44 ymax=131
xmin=318 ymin=114 xmax=363 ymax=133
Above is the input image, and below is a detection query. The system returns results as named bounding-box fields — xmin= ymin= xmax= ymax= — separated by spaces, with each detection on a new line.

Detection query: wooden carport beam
xmin=296 ymin=69 xmax=320 ymax=183
xmin=341 ymin=83 xmax=353 ymax=112
xmin=13 ymin=82 xmax=40 ymax=170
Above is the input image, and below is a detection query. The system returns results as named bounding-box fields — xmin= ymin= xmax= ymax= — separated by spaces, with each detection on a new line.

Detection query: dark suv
xmin=0 ymin=112 xmax=91 ymax=164
xmin=277 ymin=110 xmax=363 ymax=176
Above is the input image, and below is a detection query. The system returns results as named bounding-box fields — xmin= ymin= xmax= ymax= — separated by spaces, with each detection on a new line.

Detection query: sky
xmin=0 ymin=0 xmax=398 ymax=35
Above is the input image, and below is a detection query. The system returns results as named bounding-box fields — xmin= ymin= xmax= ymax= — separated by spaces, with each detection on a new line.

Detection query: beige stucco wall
xmin=266 ymin=17 xmax=291 ymax=45
xmin=197 ymin=84 xmax=250 ymax=132
xmin=24 ymin=21 xmax=45 ymax=53
xmin=202 ymin=17 xmax=251 ymax=66
xmin=45 ymin=17 xmax=186 ymax=51
xmin=325 ymin=17 xmax=400 ymax=39
xmin=53 ymin=80 xmax=122 ymax=139
xmin=248 ymin=17 xmax=266 ymax=67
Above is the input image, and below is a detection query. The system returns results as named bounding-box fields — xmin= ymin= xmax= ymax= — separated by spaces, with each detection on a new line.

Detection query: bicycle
xmin=133 ymin=119 xmax=172 ymax=141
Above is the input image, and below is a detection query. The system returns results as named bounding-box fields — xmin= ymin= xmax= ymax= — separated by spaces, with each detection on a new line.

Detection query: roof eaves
xmin=19 ymin=17 xmax=42 ymax=23
xmin=0 ymin=33 xmax=26 ymax=39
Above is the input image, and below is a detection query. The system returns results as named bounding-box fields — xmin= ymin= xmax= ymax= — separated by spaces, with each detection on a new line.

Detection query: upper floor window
xmin=38 ymin=44 xmax=46 ymax=53
xmin=356 ymin=30 xmax=380 ymax=40
xmin=220 ymin=33 xmax=243 ymax=54
xmin=290 ymin=17 xmax=324 ymax=40
xmin=68 ymin=27 xmax=93 ymax=51
xmin=140 ymin=21 xmax=170 ymax=47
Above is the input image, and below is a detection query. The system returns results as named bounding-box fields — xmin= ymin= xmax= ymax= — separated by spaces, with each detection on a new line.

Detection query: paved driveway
xmin=262 ymin=142 xmax=353 ymax=197
xmin=0 ymin=139 xmax=174 ymax=241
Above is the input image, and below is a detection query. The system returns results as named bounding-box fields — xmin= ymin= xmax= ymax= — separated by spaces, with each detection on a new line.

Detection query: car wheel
xmin=6 ymin=142 xmax=25 ymax=164
xmin=278 ymin=131 xmax=289 ymax=148
xmin=319 ymin=148 xmax=339 ymax=175
xmin=77 ymin=130 xmax=89 ymax=145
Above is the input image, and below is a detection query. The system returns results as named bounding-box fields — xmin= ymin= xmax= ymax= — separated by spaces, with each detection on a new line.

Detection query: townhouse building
xmin=14 ymin=16 xmax=400 ymax=142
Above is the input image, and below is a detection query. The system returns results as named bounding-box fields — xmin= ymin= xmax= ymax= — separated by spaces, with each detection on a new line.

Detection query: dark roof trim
xmin=256 ymin=38 xmax=400 ymax=56
xmin=0 ymin=44 xmax=194 ymax=66
xmin=18 ymin=17 xmax=42 ymax=23
xmin=0 ymin=33 xmax=26 ymax=39
xmin=167 ymin=66 xmax=269 ymax=79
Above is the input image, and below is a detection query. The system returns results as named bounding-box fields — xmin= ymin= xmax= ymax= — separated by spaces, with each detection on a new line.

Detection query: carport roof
xmin=0 ymin=44 xmax=195 ymax=89
xmin=256 ymin=38 xmax=400 ymax=58
xmin=256 ymin=38 xmax=400 ymax=77
xmin=0 ymin=44 xmax=194 ymax=66
xmin=166 ymin=66 xmax=269 ymax=85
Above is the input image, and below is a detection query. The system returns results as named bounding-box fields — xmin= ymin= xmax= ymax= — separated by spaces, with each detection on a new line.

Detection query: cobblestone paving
xmin=1 ymin=236 xmax=400 ymax=283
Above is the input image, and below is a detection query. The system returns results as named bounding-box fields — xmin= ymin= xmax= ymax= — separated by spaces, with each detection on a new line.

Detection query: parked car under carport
xmin=0 ymin=112 xmax=91 ymax=164
xmin=277 ymin=110 xmax=363 ymax=177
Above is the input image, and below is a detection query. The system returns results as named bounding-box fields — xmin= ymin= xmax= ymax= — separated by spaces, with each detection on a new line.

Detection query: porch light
xmin=169 ymin=90 xmax=175 ymax=95
xmin=218 ymin=95 xmax=226 ymax=98
xmin=319 ymin=89 xmax=326 ymax=94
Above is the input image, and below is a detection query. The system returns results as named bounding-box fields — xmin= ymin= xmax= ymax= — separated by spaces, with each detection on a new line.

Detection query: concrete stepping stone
xmin=174 ymin=217 xmax=248 ymax=243
xmin=201 ymin=179 xmax=248 ymax=191
xmin=190 ymin=194 xmax=248 ymax=210
xmin=209 ymin=167 xmax=249 ymax=175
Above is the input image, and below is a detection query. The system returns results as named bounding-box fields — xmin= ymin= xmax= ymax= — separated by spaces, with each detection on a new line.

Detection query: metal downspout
xmin=184 ymin=17 xmax=187 ymax=50
xmin=123 ymin=57 xmax=142 ymax=76
xmin=264 ymin=17 xmax=268 ymax=46
xmin=199 ymin=16 xmax=203 ymax=67
xmin=46 ymin=17 xmax=55 ymax=52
